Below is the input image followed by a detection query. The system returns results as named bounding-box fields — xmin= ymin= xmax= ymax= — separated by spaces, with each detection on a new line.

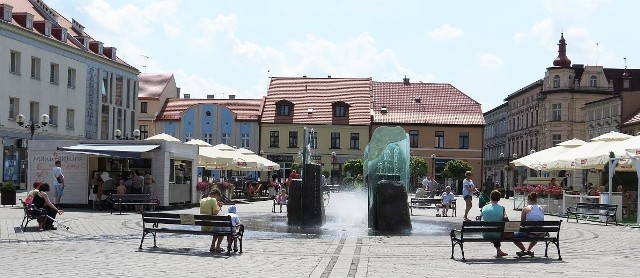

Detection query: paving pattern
xmin=1 ymin=192 xmax=639 ymax=277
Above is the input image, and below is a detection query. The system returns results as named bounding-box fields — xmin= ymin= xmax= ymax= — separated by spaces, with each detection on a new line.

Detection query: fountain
xmin=365 ymin=126 xmax=412 ymax=231
xmin=287 ymin=128 xmax=325 ymax=227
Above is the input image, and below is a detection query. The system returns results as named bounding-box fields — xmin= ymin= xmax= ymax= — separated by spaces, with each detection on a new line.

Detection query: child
xmin=225 ymin=205 xmax=241 ymax=252
xmin=275 ymin=189 xmax=288 ymax=205
xmin=116 ymin=179 xmax=127 ymax=194
xmin=436 ymin=186 xmax=456 ymax=217
xmin=25 ymin=181 xmax=42 ymax=206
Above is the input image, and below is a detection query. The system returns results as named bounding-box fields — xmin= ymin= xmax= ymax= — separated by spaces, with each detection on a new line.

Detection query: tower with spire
xmin=553 ymin=33 xmax=571 ymax=68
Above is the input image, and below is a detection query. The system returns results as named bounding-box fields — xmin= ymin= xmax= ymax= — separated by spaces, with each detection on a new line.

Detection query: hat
xmin=100 ymin=172 xmax=112 ymax=182
xmin=227 ymin=205 xmax=237 ymax=214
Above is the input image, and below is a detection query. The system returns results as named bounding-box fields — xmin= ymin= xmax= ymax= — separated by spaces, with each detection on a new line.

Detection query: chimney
xmin=328 ymin=75 xmax=331 ymax=78
xmin=176 ymin=87 xmax=181 ymax=98
xmin=403 ymin=75 xmax=410 ymax=85
xmin=228 ymin=94 xmax=236 ymax=99
xmin=51 ymin=27 xmax=67 ymax=43
xmin=0 ymin=4 xmax=13 ymax=22
xmin=381 ymin=106 xmax=388 ymax=114
xmin=12 ymin=12 xmax=34 ymax=30
xmin=71 ymin=19 xmax=84 ymax=35
xmin=207 ymin=94 xmax=215 ymax=99
xmin=89 ymin=41 xmax=104 ymax=55
xmin=183 ymin=94 xmax=190 ymax=99
xmin=414 ymin=96 xmax=421 ymax=103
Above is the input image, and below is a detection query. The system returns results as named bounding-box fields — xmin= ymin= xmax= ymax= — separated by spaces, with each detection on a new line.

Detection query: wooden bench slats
xmin=110 ymin=194 xmax=158 ymax=215
xmin=450 ymin=220 xmax=562 ymax=261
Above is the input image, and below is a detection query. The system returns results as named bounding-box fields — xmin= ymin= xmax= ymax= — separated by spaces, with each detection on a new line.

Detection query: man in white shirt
xmin=52 ymin=160 xmax=65 ymax=206
xmin=437 ymin=186 xmax=456 ymax=217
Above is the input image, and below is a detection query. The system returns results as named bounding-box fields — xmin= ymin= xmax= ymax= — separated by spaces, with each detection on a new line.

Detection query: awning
xmin=58 ymin=144 xmax=160 ymax=158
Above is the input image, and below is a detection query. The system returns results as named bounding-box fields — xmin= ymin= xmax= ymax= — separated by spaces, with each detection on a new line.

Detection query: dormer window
xmin=332 ymin=101 xmax=349 ymax=117
xmin=276 ymin=100 xmax=292 ymax=116
xmin=26 ymin=16 xmax=33 ymax=29
xmin=553 ymin=75 xmax=560 ymax=88
xmin=589 ymin=75 xmax=597 ymax=87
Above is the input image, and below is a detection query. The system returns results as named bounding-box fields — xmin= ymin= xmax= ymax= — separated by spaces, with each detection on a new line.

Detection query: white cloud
xmin=192 ymin=14 xmax=238 ymax=49
xmin=427 ymin=24 xmax=464 ymax=41
xmin=477 ymin=53 xmax=503 ymax=69
xmin=514 ymin=18 xmax=555 ymax=49
xmin=77 ymin=0 xmax=180 ymax=37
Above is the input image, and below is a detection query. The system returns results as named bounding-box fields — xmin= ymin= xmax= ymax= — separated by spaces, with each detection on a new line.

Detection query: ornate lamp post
xmin=16 ymin=113 xmax=49 ymax=140
xmin=114 ymin=128 xmax=141 ymax=140
xmin=430 ymin=154 xmax=437 ymax=180
xmin=507 ymin=153 xmax=518 ymax=199
xmin=331 ymin=151 xmax=337 ymax=184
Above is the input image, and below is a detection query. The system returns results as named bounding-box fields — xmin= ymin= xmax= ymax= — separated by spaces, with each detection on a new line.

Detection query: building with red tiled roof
xmin=137 ymin=73 xmax=178 ymax=139
xmin=260 ymin=76 xmax=372 ymax=182
xmin=371 ymin=78 xmax=485 ymax=189
xmin=0 ymin=0 xmax=139 ymax=188
xmin=154 ymin=97 xmax=263 ymax=158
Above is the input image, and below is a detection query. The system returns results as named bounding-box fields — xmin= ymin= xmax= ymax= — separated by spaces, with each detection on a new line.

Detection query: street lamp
xmin=430 ymin=154 xmax=436 ymax=180
xmin=114 ymin=128 xmax=141 ymax=140
xmin=331 ymin=151 xmax=337 ymax=185
xmin=507 ymin=153 xmax=518 ymax=199
xmin=17 ymin=113 xmax=49 ymax=140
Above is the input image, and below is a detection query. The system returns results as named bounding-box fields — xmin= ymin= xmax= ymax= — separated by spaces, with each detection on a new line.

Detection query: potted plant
xmin=0 ymin=182 xmax=17 ymax=206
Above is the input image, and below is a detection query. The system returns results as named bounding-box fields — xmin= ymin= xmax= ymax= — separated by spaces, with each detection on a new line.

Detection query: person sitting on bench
xmin=436 ymin=186 xmax=455 ymax=217
xmin=480 ymin=190 xmax=508 ymax=257
xmin=513 ymin=192 xmax=544 ymax=257
xmin=25 ymin=181 xmax=42 ymax=206
xmin=32 ymin=183 xmax=64 ymax=230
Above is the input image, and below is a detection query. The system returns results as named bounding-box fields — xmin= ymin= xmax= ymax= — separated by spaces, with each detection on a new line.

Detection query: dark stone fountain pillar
xmin=369 ymin=178 xmax=411 ymax=232
xmin=287 ymin=164 xmax=325 ymax=227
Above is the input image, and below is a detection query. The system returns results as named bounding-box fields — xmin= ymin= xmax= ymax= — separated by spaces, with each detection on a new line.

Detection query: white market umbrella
xmin=199 ymin=144 xmax=257 ymax=171
xmin=145 ymin=133 xmax=181 ymax=142
xmin=573 ymin=135 xmax=640 ymax=169
xmin=236 ymin=148 xmax=281 ymax=171
xmin=512 ymin=138 xmax=586 ymax=170
xmin=544 ymin=132 xmax=631 ymax=170
xmin=185 ymin=139 xmax=212 ymax=147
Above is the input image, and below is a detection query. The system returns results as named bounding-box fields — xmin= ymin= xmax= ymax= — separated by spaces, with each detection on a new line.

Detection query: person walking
xmin=52 ymin=160 xmax=65 ymax=206
xmin=462 ymin=171 xmax=479 ymax=221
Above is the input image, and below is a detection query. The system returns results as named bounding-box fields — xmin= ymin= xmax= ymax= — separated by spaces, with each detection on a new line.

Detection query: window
xmin=552 ymin=103 xmax=561 ymax=121
xmin=334 ymin=104 xmax=346 ymax=117
xmin=10 ymin=51 xmax=20 ymax=74
xmin=350 ymin=133 xmax=360 ymax=149
xmin=204 ymin=133 xmax=212 ymax=144
xmin=277 ymin=103 xmax=290 ymax=116
xmin=101 ymin=77 xmax=108 ymax=102
xmin=269 ymin=131 xmax=279 ymax=147
xmin=459 ymin=131 xmax=469 ymax=149
xmin=140 ymin=102 xmax=148 ymax=113
xmin=185 ymin=133 xmax=193 ymax=142
xmin=30 ymin=57 xmax=40 ymax=79
xmin=331 ymin=132 xmax=341 ymax=149
xmin=49 ymin=63 xmax=59 ymax=84
xmin=310 ymin=131 xmax=318 ymax=149
xmin=48 ymin=105 xmax=58 ymax=126
xmin=589 ymin=75 xmax=597 ymax=87
xmin=552 ymin=134 xmax=562 ymax=146
xmin=9 ymin=97 xmax=19 ymax=119
xmin=288 ymin=131 xmax=298 ymax=148
xmin=553 ymin=75 xmax=560 ymax=88
xmin=409 ymin=130 xmax=419 ymax=148
xmin=67 ymin=68 xmax=76 ymax=88
xmin=66 ymin=109 xmax=74 ymax=129
xmin=241 ymin=133 xmax=250 ymax=148
xmin=29 ymin=101 xmax=39 ymax=121
xmin=435 ymin=131 xmax=445 ymax=148
xmin=139 ymin=125 xmax=149 ymax=139
xmin=222 ymin=133 xmax=230 ymax=145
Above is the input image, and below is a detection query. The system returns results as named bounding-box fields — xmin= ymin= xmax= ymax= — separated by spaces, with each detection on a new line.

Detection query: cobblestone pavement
xmin=1 ymin=192 xmax=639 ymax=277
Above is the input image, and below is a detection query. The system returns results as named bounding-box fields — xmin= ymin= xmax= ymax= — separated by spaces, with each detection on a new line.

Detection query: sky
xmin=46 ymin=0 xmax=640 ymax=112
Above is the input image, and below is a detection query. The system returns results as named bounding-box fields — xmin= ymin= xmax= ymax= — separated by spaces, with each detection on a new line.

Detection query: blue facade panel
xmin=184 ymin=107 xmax=195 ymax=137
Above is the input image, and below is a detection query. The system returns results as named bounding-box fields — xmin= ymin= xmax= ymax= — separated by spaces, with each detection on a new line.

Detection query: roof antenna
xmin=595 ymin=43 xmax=599 ymax=66
xmin=141 ymin=54 xmax=149 ymax=73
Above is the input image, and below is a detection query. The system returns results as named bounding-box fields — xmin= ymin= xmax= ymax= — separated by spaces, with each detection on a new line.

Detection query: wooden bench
xmin=409 ymin=198 xmax=456 ymax=217
xmin=566 ymin=202 xmax=618 ymax=226
xmin=139 ymin=212 xmax=244 ymax=256
xmin=19 ymin=198 xmax=46 ymax=231
xmin=450 ymin=220 xmax=562 ymax=261
xmin=109 ymin=194 xmax=158 ymax=215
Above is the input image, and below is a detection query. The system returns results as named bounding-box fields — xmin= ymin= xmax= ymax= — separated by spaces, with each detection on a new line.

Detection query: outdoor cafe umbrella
xmin=145 ymin=133 xmax=181 ymax=142
xmin=512 ymin=138 xmax=586 ymax=170
xmin=236 ymin=148 xmax=281 ymax=171
xmin=185 ymin=139 xmax=212 ymax=147
xmin=543 ymin=132 xmax=632 ymax=170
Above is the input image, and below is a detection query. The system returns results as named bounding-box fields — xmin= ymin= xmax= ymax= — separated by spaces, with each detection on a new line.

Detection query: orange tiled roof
xmin=261 ymin=77 xmax=372 ymax=125
xmin=157 ymin=98 xmax=263 ymax=121
xmin=138 ymin=73 xmax=173 ymax=99
xmin=1 ymin=0 xmax=136 ymax=70
xmin=623 ymin=110 xmax=640 ymax=126
xmin=372 ymin=81 xmax=485 ymax=125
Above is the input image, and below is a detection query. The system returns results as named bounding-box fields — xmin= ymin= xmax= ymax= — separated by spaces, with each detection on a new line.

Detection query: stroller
xmin=475 ymin=191 xmax=490 ymax=220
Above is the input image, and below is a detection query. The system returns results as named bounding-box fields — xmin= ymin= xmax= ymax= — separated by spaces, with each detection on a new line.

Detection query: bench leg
xmin=20 ymin=215 xmax=28 ymax=231
xmin=226 ymin=236 xmax=232 ymax=256
xmin=139 ymin=231 xmax=147 ymax=249
xmin=239 ymin=236 xmax=243 ymax=254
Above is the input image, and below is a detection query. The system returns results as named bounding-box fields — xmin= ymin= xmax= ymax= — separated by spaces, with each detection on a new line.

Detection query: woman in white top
xmin=513 ymin=192 xmax=545 ymax=257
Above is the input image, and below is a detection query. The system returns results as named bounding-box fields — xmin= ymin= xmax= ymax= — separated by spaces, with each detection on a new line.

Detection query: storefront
xmin=28 ymin=140 xmax=199 ymax=207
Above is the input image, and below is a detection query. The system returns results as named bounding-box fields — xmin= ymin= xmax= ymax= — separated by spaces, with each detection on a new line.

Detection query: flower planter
xmin=0 ymin=190 xmax=16 ymax=206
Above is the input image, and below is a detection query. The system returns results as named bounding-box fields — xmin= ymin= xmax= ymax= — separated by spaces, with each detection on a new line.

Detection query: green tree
xmin=343 ymin=159 xmax=363 ymax=176
xmin=291 ymin=162 xmax=302 ymax=172
xmin=410 ymin=156 xmax=428 ymax=190
xmin=442 ymin=159 xmax=473 ymax=191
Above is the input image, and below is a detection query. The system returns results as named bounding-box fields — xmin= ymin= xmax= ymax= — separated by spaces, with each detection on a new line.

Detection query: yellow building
xmin=371 ymin=78 xmax=485 ymax=191
xmin=260 ymin=77 xmax=372 ymax=183
xmin=137 ymin=73 xmax=179 ymax=139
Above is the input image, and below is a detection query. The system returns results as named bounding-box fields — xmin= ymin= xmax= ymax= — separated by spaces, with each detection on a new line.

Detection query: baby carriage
xmin=475 ymin=191 xmax=490 ymax=220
